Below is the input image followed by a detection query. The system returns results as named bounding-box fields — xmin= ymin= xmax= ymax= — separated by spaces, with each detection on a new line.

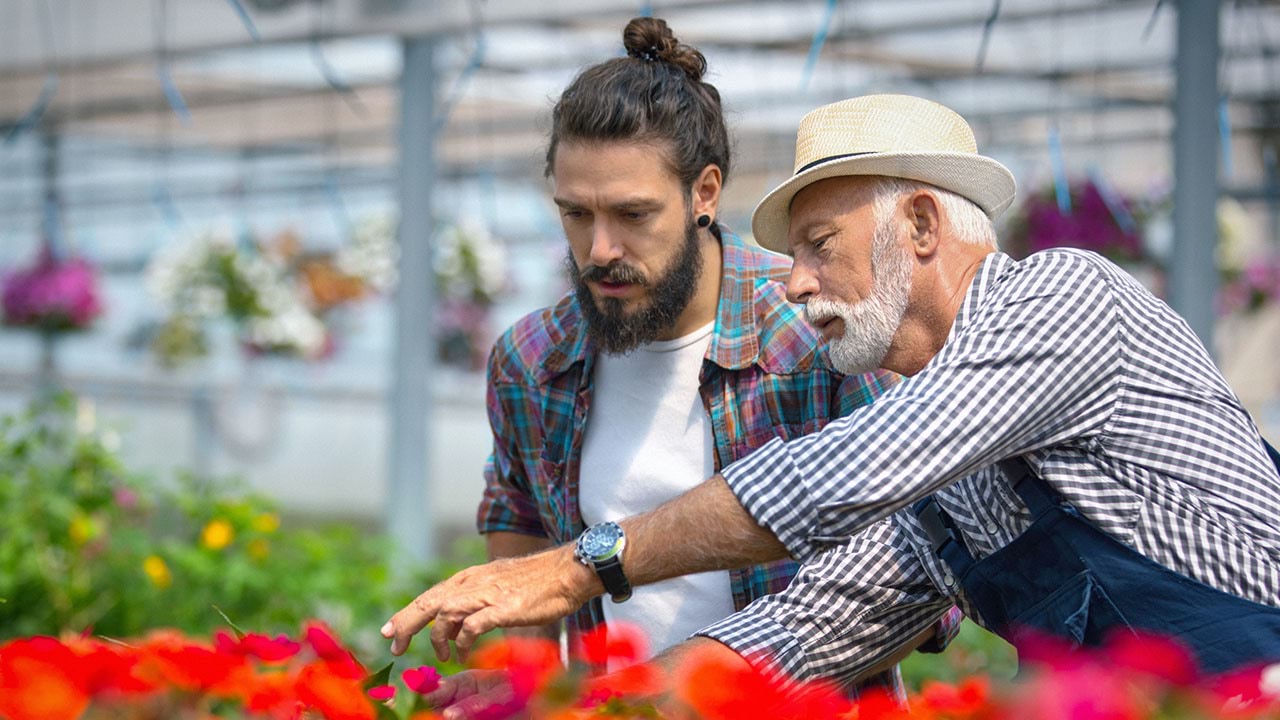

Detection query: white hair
xmin=867 ymin=177 xmax=998 ymax=249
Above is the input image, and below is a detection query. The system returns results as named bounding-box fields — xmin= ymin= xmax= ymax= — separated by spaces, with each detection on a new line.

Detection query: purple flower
xmin=1020 ymin=179 xmax=1144 ymax=263
xmin=1 ymin=247 xmax=103 ymax=332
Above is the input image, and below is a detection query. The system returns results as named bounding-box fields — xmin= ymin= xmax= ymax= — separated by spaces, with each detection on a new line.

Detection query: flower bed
xmin=3 ymin=622 xmax=1279 ymax=720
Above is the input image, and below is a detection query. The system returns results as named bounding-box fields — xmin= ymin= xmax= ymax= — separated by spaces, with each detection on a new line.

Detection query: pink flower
xmin=367 ymin=684 xmax=396 ymax=701
xmin=113 ymin=486 xmax=139 ymax=510
xmin=1 ymin=248 xmax=103 ymax=331
xmin=402 ymin=665 xmax=441 ymax=694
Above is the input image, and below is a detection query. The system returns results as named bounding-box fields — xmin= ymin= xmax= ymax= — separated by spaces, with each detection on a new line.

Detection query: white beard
xmin=803 ymin=220 xmax=913 ymax=374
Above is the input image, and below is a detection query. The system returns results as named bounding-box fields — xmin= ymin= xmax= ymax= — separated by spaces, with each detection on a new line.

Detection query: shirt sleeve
xmin=476 ymin=373 xmax=548 ymax=538
xmin=723 ymin=253 xmax=1123 ymax=562
xmin=695 ymin=514 xmax=953 ymax=684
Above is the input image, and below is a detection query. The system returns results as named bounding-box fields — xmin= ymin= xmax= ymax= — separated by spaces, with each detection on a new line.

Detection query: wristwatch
xmin=574 ymin=521 xmax=633 ymax=603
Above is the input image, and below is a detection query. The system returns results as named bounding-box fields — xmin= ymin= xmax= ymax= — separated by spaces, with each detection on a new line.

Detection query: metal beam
xmin=387 ymin=35 xmax=437 ymax=569
xmin=1169 ymin=0 xmax=1221 ymax=353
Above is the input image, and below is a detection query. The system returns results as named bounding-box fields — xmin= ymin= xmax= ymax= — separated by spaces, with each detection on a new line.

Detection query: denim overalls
xmin=914 ymin=443 xmax=1280 ymax=675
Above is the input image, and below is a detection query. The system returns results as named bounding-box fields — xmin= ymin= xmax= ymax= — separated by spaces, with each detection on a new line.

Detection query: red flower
xmin=853 ymin=687 xmax=914 ymax=720
xmin=1104 ymin=630 xmax=1198 ymax=685
xmin=581 ymin=662 xmax=664 ymax=707
xmin=214 ymin=630 xmax=303 ymax=664
xmin=918 ymin=676 xmax=989 ymax=718
xmin=134 ymin=629 xmax=252 ymax=698
xmin=470 ymin=636 xmax=561 ymax=702
xmin=304 ymin=621 xmax=364 ymax=679
xmin=0 ymin=637 xmax=91 ymax=720
xmin=576 ymin=621 xmax=648 ymax=668
xmin=674 ymin=644 xmax=789 ymax=720
xmin=402 ymin=665 xmax=442 ymax=694
xmin=295 ymin=660 xmax=375 ymax=720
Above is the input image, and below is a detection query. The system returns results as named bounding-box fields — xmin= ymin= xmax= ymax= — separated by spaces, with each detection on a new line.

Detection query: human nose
xmin=786 ymin=260 xmax=818 ymax=304
xmin=588 ymin=221 xmax=624 ymax=268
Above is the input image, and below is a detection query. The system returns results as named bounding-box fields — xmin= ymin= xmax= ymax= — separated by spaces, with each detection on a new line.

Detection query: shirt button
xmin=985 ymin=521 xmax=999 ymax=534
xmin=943 ymin=573 xmax=955 ymax=588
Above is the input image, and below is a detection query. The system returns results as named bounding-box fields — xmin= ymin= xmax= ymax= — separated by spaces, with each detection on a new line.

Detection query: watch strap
xmin=594 ymin=554 xmax=632 ymax=603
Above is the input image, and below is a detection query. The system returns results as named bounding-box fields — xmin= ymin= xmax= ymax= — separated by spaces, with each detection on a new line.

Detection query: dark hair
xmin=545 ymin=17 xmax=731 ymax=193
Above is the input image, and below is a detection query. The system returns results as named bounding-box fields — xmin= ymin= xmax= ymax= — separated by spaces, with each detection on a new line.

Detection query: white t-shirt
xmin=579 ymin=321 xmax=735 ymax=667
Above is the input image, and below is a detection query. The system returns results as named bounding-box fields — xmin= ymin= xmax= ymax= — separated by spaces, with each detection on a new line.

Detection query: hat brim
xmin=750 ymin=152 xmax=1016 ymax=254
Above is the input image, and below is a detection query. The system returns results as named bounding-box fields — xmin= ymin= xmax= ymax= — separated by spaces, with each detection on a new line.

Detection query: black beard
xmin=566 ymin=218 xmax=704 ymax=355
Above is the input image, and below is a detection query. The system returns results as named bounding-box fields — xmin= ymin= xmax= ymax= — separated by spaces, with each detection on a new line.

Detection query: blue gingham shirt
xmin=701 ymin=249 xmax=1280 ymax=684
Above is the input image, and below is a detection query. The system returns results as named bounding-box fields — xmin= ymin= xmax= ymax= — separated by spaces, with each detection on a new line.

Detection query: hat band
xmin=795 ymin=151 xmax=877 ymax=175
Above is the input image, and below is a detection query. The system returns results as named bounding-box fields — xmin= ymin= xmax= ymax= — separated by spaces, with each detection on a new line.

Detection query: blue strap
xmin=1264 ymin=438 xmax=1280 ymax=475
xmin=912 ymin=496 xmax=976 ymax=577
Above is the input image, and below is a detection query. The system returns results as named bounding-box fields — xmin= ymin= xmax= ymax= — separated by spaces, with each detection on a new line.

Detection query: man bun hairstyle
xmin=546 ymin=17 xmax=731 ymax=194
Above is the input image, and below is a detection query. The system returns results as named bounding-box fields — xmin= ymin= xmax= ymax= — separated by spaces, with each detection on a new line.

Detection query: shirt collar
xmin=705 ymin=230 xmax=764 ymax=371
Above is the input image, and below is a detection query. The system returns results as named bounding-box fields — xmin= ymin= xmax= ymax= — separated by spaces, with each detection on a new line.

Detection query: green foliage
xmin=900 ymin=618 xmax=1018 ymax=689
xmin=0 ymin=392 xmax=479 ymax=669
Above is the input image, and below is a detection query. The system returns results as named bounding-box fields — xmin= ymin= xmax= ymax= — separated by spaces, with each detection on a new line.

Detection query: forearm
xmin=618 ymin=475 xmax=788 ymax=586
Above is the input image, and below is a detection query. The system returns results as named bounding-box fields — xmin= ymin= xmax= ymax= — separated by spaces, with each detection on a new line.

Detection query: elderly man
xmin=385 ymin=94 xmax=1280 ymax=683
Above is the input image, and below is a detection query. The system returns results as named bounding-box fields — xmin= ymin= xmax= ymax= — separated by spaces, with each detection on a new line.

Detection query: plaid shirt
xmin=477 ymin=231 xmax=956 ymax=694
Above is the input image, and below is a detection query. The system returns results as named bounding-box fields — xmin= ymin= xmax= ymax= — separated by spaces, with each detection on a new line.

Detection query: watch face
xmin=581 ymin=522 xmax=624 ymax=560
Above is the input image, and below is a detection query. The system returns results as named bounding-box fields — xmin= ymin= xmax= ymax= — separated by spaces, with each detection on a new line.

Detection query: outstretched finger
xmin=454 ymin=607 xmax=503 ymax=663
xmin=383 ymin=590 xmax=444 ymax=656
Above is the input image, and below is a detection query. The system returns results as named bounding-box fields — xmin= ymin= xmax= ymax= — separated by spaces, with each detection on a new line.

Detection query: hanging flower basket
xmin=1 ymin=247 xmax=103 ymax=333
xmin=1004 ymin=177 xmax=1147 ymax=264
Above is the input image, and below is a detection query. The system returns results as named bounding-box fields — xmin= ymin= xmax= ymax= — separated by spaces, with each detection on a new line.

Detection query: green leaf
xmin=374 ymin=704 xmax=399 ymax=720
xmin=362 ymin=661 xmax=394 ymax=691
xmin=211 ymin=604 xmax=247 ymax=640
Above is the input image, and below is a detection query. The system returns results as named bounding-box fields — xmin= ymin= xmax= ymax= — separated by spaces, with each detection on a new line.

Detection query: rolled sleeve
xmin=477 ymin=451 xmax=548 ymax=537
xmin=475 ymin=375 xmax=549 ymax=539
xmin=696 ymin=515 xmax=953 ymax=684
xmin=721 ymin=437 xmax=824 ymax=563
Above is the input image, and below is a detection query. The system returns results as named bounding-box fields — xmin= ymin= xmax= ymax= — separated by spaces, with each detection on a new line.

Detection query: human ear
xmin=908 ymin=191 xmax=942 ymax=258
xmin=692 ymin=164 xmax=723 ymax=220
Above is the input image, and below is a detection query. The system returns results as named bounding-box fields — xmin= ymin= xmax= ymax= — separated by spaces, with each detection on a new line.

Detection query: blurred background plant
xmin=0 ymin=245 xmax=103 ymax=334
xmin=142 ymin=229 xmax=337 ymax=367
xmin=0 ymin=392 xmax=478 ymax=669
xmin=348 ymin=215 xmax=511 ymax=370
xmin=1004 ymin=174 xmax=1149 ymax=265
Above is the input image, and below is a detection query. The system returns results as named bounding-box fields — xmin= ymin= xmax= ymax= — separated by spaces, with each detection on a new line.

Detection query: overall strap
xmin=912 ymin=457 xmax=1061 ymax=580
xmin=995 ymin=457 xmax=1063 ymax=517
xmin=1264 ymin=438 xmax=1280 ymax=475
xmin=912 ymin=495 xmax=977 ymax=577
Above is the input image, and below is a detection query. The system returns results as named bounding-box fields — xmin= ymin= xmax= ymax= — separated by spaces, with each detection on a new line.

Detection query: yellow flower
xmin=201 ymin=519 xmax=235 ymax=550
xmin=68 ymin=512 xmax=96 ymax=546
xmin=247 ymin=538 xmax=270 ymax=560
xmin=251 ymin=512 xmax=280 ymax=534
xmin=143 ymin=555 xmax=172 ymax=588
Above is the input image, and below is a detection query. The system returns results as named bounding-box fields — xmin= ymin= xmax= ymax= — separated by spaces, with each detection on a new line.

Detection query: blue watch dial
xmin=581 ymin=522 xmax=624 ymax=560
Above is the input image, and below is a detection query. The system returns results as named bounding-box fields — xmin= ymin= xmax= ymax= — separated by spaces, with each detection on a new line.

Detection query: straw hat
xmin=751 ymin=94 xmax=1016 ymax=253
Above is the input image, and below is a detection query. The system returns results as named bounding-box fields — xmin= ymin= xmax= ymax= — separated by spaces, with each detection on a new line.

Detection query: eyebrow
xmin=552 ymin=197 xmax=663 ymax=212
xmin=789 ymin=221 xmax=839 ymax=249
